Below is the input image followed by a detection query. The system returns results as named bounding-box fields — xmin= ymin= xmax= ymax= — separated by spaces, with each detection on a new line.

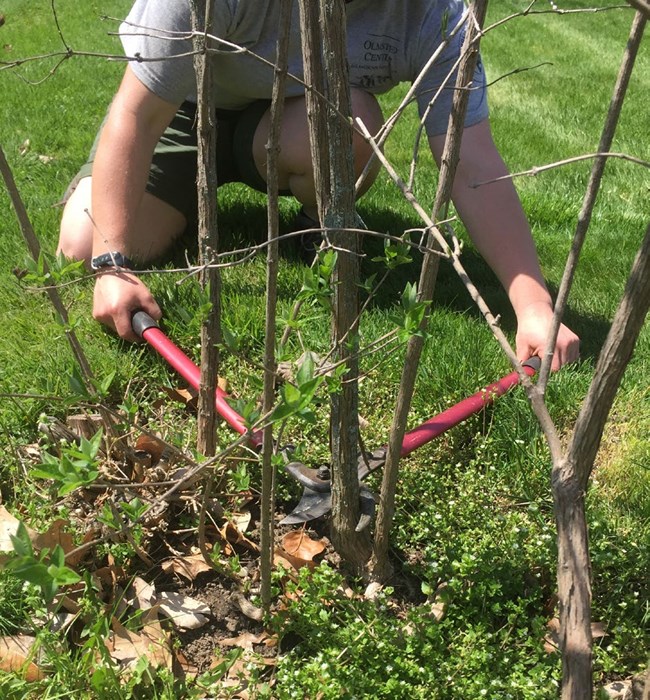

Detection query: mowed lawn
xmin=0 ymin=2 xmax=648 ymax=698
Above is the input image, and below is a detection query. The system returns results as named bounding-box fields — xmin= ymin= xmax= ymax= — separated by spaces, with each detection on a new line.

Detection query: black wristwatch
xmin=90 ymin=251 xmax=135 ymax=271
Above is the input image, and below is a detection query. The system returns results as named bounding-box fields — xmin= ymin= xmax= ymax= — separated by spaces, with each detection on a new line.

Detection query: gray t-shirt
xmin=120 ymin=0 xmax=488 ymax=136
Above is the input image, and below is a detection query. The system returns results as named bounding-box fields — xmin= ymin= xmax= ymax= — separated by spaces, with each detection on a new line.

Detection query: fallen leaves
xmin=162 ymin=552 xmax=214 ymax=581
xmin=275 ymin=530 xmax=327 ymax=571
xmin=106 ymin=614 xmax=171 ymax=672
xmin=221 ymin=631 xmax=271 ymax=653
xmin=0 ymin=635 xmax=44 ymax=681
xmin=543 ymin=617 xmax=608 ymax=654
xmin=0 ymin=505 xmax=84 ymax=566
xmin=134 ymin=433 xmax=167 ymax=464
xmin=0 ymin=504 xmax=32 ymax=554
xmin=158 ymin=592 xmax=211 ymax=630
xmin=219 ymin=520 xmax=259 ymax=555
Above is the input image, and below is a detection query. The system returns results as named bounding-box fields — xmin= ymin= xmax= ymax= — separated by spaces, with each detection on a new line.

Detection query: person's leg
xmin=250 ymin=89 xmax=384 ymax=220
xmin=57 ymin=176 xmax=187 ymax=266
xmin=57 ymin=101 xmax=221 ymax=267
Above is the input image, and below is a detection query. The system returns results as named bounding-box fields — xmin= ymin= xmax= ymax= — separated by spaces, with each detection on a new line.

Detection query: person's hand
xmin=93 ymin=270 xmax=161 ymax=342
xmin=515 ymin=301 xmax=580 ymax=371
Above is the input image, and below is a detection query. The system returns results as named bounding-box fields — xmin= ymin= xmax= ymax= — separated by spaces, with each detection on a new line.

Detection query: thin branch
xmin=50 ymin=0 xmax=70 ymax=52
xmin=0 ymin=146 xmax=95 ymax=391
xmin=627 ymin=0 xmax=650 ymax=15
xmin=191 ymin=0 xmax=221 ymax=458
xmin=538 ymin=8 xmax=647 ymax=391
xmin=472 ymin=151 xmax=650 ymax=188
xmin=260 ymin=0 xmax=293 ymax=611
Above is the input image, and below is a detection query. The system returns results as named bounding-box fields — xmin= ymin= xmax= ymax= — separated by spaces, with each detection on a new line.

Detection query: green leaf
xmin=120 ymin=498 xmax=147 ymax=522
xmin=9 ymin=521 xmax=34 ymax=558
xmin=68 ymin=365 xmax=91 ymax=398
xmin=95 ymin=370 xmax=116 ymax=397
xmin=283 ymin=383 xmax=302 ymax=407
xmin=221 ymin=325 xmax=240 ymax=353
xmin=97 ymin=503 xmax=121 ymax=530
xmin=296 ymin=353 xmax=315 ymax=386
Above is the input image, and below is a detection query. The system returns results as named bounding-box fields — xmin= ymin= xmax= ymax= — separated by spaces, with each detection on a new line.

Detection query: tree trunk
xmin=554 ymin=221 xmax=650 ymax=699
xmin=371 ymin=0 xmax=489 ymax=580
xmin=297 ymin=0 xmax=371 ymax=572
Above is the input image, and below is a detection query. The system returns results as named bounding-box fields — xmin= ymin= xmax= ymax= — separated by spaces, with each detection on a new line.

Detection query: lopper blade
xmin=279 ymin=488 xmax=332 ymax=525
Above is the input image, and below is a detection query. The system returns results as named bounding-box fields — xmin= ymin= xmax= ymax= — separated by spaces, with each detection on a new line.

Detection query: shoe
xmin=293 ymin=208 xmax=322 ymax=265
xmin=292 ymin=208 xmax=368 ymax=265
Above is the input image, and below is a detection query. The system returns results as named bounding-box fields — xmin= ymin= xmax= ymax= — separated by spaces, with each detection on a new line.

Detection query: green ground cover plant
xmin=0 ymin=1 xmax=648 ymax=698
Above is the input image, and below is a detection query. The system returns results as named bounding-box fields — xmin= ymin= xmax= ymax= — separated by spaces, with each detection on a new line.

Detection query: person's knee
xmin=57 ymin=176 xmax=187 ymax=265
xmin=57 ymin=177 xmax=94 ymax=264
xmin=252 ymin=90 xmax=384 ymax=211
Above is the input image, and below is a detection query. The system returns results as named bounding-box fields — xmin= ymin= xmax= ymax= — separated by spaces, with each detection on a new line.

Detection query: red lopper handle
xmin=132 ymin=311 xmax=263 ymax=449
xmin=400 ymin=358 xmax=539 ymax=457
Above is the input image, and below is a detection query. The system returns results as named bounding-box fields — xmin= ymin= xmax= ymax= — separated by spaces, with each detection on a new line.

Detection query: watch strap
xmin=91 ymin=251 xmax=135 ymax=271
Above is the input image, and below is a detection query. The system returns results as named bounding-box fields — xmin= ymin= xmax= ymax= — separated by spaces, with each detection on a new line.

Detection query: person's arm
xmin=91 ymin=65 xmax=181 ymax=341
xmin=428 ymin=118 xmax=579 ymax=370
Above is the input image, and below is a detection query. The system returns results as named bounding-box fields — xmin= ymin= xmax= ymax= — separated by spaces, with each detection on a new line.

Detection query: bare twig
xmin=370 ymin=0 xmax=493 ymax=581
xmin=260 ymin=0 xmax=293 ymax=611
xmin=190 ymin=0 xmax=221 ymax=458
xmin=0 ymin=146 xmax=95 ymax=393
xmin=472 ymin=151 xmax=650 ymax=188
xmin=627 ymin=0 xmax=650 ymax=15
xmin=553 ymin=221 xmax=650 ymax=699
xmin=538 ymin=9 xmax=647 ymax=391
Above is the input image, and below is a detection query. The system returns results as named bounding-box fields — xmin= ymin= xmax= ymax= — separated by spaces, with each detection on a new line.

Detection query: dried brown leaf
xmin=0 ymin=508 xmax=89 ymax=569
xmin=134 ymin=433 xmax=166 ymax=464
xmin=0 ymin=505 xmax=35 ymax=553
xmin=543 ymin=617 xmax=608 ymax=654
xmin=231 ymin=511 xmax=252 ymax=533
xmin=53 ymin=582 xmax=85 ymax=614
xmin=161 ymin=553 xmax=214 ymax=581
xmin=220 ymin=632 xmax=269 ymax=652
xmin=543 ymin=617 xmax=560 ymax=653
xmin=174 ymin=649 xmax=199 ymax=677
xmin=93 ymin=565 xmax=128 ymax=592
xmin=32 ymin=519 xmax=74 ymax=556
xmin=161 ymin=385 xmax=198 ymax=409
xmin=127 ymin=577 xmax=157 ymax=611
xmin=0 ymin=635 xmax=44 ymax=681
xmin=427 ymin=582 xmax=450 ymax=622
xmin=591 ymin=621 xmax=608 ymax=639
xmin=211 ymin=652 xmax=276 ymax=698
xmin=364 ymin=582 xmax=383 ymax=600
xmin=273 ymin=549 xmax=298 ymax=574
xmin=220 ymin=521 xmax=259 ymax=553
xmin=107 ymin=616 xmax=171 ymax=671
xmin=278 ymin=531 xmax=327 ymax=570
xmin=158 ymin=592 xmax=211 ymax=630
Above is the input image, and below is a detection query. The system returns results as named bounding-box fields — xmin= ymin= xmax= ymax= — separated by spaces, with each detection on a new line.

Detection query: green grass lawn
xmin=0 ymin=2 xmax=648 ymax=698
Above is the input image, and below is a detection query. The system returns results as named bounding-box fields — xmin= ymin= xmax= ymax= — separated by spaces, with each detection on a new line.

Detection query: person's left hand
xmin=515 ymin=301 xmax=580 ymax=371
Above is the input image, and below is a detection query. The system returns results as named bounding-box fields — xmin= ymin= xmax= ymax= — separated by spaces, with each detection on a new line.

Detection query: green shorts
xmin=67 ymin=100 xmax=282 ymax=224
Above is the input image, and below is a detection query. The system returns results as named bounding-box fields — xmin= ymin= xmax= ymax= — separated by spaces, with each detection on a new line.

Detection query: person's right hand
xmin=93 ymin=270 xmax=162 ymax=342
